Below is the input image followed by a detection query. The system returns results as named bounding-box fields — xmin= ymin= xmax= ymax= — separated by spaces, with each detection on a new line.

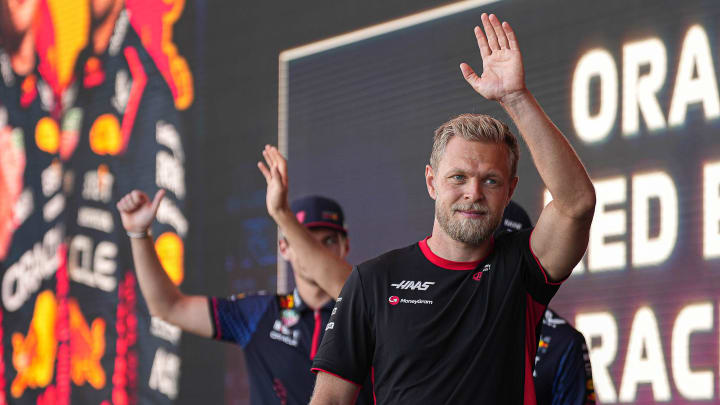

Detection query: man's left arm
xmin=461 ymin=14 xmax=595 ymax=281
xmin=258 ymin=145 xmax=352 ymax=299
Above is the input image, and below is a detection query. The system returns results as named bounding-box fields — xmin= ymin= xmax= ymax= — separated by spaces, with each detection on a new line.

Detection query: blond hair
xmin=430 ymin=114 xmax=519 ymax=178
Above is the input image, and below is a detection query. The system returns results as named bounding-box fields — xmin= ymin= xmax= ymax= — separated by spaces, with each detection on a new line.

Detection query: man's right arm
xmin=117 ymin=189 xmax=213 ymax=338
xmin=310 ymin=372 xmax=360 ymax=405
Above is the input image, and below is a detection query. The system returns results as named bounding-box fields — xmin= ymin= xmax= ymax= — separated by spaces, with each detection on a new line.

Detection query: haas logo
xmin=388 ymin=296 xmax=399 ymax=306
xmin=390 ymin=280 xmax=435 ymax=290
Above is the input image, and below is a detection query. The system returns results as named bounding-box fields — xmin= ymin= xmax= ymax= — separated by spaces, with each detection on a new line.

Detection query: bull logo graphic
xmin=68 ymin=299 xmax=106 ymax=389
xmin=11 ymin=291 xmax=107 ymax=398
xmin=11 ymin=291 xmax=58 ymax=398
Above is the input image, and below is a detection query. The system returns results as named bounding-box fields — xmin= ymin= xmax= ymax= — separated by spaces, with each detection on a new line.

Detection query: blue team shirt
xmin=209 ymin=290 xmax=372 ymax=405
xmin=534 ymin=309 xmax=596 ymax=405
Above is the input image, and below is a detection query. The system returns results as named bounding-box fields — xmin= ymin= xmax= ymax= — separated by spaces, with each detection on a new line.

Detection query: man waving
xmin=310 ymin=14 xmax=595 ymax=404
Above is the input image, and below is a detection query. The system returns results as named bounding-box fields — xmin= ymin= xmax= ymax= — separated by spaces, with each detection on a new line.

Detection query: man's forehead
xmin=308 ymin=227 xmax=344 ymax=238
xmin=438 ymin=138 xmax=511 ymax=173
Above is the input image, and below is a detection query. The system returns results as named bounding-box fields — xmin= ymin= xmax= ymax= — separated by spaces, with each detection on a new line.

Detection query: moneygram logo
xmin=388 ymin=296 xmax=433 ymax=306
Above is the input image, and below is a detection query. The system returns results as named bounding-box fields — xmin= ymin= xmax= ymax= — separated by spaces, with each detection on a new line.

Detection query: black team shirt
xmin=312 ymin=229 xmax=563 ymax=404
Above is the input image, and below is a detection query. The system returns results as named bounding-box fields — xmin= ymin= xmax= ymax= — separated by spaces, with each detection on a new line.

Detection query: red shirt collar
xmin=418 ymin=236 xmax=493 ymax=270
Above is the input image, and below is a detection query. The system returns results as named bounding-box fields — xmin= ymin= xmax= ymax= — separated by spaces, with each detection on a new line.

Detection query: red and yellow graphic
xmin=126 ymin=0 xmax=194 ymax=110
xmin=10 ymin=291 xmax=58 ymax=398
xmin=35 ymin=117 xmax=61 ymax=154
xmin=82 ymin=57 xmax=105 ymax=89
xmin=35 ymin=0 xmax=89 ymax=97
xmin=89 ymin=114 xmax=122 ymax=156
xmin=155 ymin=232 xmax=184 ymax=286
xmin=10 ymin=289 xmax=107 ymax=399
xmin=68 ymin=299 xmax=106 ymax=389
xmin=0 ymin=126 xmax=26 ymax=262
xmin=20 ymin=75 xmax=38 ymax=108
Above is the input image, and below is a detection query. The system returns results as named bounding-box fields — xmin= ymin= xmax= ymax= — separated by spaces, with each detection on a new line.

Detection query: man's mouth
xmin=455 ymin=210 xmax=487 ymax=218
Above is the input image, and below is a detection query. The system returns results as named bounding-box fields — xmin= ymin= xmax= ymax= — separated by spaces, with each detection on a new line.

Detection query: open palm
xmin=460 ymin=14 xmax=525 ymax=102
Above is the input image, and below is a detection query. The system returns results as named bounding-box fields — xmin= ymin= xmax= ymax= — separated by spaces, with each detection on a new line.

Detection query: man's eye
xmin=324 ymin=237 xmax=338 ymax=246
xmin=451 ymin=175 xmax=465 ymax=181
xmin=484 ymin=178 xmax=498 ymax=185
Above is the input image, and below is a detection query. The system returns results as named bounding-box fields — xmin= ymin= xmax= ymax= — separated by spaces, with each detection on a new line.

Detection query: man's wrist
xmin=272 ymin=207 xmax=296 ymax=226
xmin=499 ymin=88 xmax=531 ymax=108
xmin=127 ymin=228 xmax=151 ymax=239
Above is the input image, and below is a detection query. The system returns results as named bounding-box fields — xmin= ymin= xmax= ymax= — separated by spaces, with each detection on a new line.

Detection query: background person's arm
xmin=117 ymin=189 xmax=213 ymax=337
xmin=258 ymin=145 xmax=352 ymax=299
xmin=461 ymin=14 xmax=595 ymax=281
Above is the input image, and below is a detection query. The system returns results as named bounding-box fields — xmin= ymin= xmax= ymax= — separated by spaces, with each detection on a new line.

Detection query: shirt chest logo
xmin=473 ymin=264 xmax=492 ymax=281
xmin=269 ymin=319 xmax=300 ymax=347
xmin=390 ymin=280 xmax=435 ymax=290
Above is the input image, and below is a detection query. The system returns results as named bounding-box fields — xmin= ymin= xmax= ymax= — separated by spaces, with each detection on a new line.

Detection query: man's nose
xmin=463 ymin=179 xmax=484 ymax=201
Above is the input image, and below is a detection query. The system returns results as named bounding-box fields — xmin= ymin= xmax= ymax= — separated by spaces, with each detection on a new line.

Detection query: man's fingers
xmin=474 ymin=26 xmax=491 ymax=58
xmin=264 ymin=145 xmax=277 ymax=169
xmin=130 ymin=189 xmax=147 ymax=206
xmin=117 ymin=195 xmax=135 ymax=213
xmin=269 ymin=147 xmax=288 ymax=186
xmin=271 ymin=164 xmax=283 ymax=186
xmin=151 ymin=189 xmax=166 ymax=216
xmin=258 ymin=161 xmax=272 ymax=183
xmin=489 ymin=14 xmax=508 ymax=49
xmin=460 ymin=63 xmax=481 ymax=87
xmin=502 ymin=21 xmax=519 ymax=50
xmin=481 ymin=13 xmax=499 ymax=51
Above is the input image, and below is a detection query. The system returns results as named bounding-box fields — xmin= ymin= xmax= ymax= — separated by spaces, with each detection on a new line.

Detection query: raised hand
xmin=116 ymin=189 xmax=165 ymax=234
xmin=460 ymin=13 xmax=525 ymax=102
xmin=258 ymin=145 xmax=290 ymax=219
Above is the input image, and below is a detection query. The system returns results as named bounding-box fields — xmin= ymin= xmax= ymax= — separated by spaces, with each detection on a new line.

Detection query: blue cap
xmin=290 ymin=195 xmax=347 ymax=234
xmin=495 ymin=200 xmax=532 ymax=236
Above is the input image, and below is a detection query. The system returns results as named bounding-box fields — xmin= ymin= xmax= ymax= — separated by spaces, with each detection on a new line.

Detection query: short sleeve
xmin=506 ymin=228 xmax=564 ymax=306
xmin=208 ymin=294 xmax=273 ymax=348
xmin=311 ymin=268 xmax=374 ymax=386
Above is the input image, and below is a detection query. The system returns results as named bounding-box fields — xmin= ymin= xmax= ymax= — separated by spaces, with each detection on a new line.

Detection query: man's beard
xmin=435 ymin=200 xmax=502 ymax=245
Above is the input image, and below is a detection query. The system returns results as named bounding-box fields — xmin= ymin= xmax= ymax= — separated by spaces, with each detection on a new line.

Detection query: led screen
xmin=284 ymin=0 xmax=720 ymax=403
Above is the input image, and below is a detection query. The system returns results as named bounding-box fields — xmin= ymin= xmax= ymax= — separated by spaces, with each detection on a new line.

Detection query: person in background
xmin=114 ymin=147 xmax=372 ymax=405
xmin=497 ymin=201 xmax=596 ymax=405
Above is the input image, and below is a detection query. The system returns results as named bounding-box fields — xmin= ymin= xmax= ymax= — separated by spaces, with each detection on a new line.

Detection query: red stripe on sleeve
xmin=311 ymin=368 xmax=362 ymax=387
xmin=528 ymin=229 xmax=566 ymax=286
xmin=371 ymin=367 xmax=377 ymax=404
xmin=211 ymin=297 xmax=222 ymax=340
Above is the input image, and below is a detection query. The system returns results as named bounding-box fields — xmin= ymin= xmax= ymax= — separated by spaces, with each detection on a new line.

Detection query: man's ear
xmin=278 ymin=238 xmax=291 ymax=261
xmin=425 ymin=165 xmax=437 ymax=200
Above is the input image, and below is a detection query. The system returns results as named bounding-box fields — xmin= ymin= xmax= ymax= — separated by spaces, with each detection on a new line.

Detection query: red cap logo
xmin=388 ymin=296 xmax=399 ymax=306
xmin=295 ymin=211 xmax=306 ymax=224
